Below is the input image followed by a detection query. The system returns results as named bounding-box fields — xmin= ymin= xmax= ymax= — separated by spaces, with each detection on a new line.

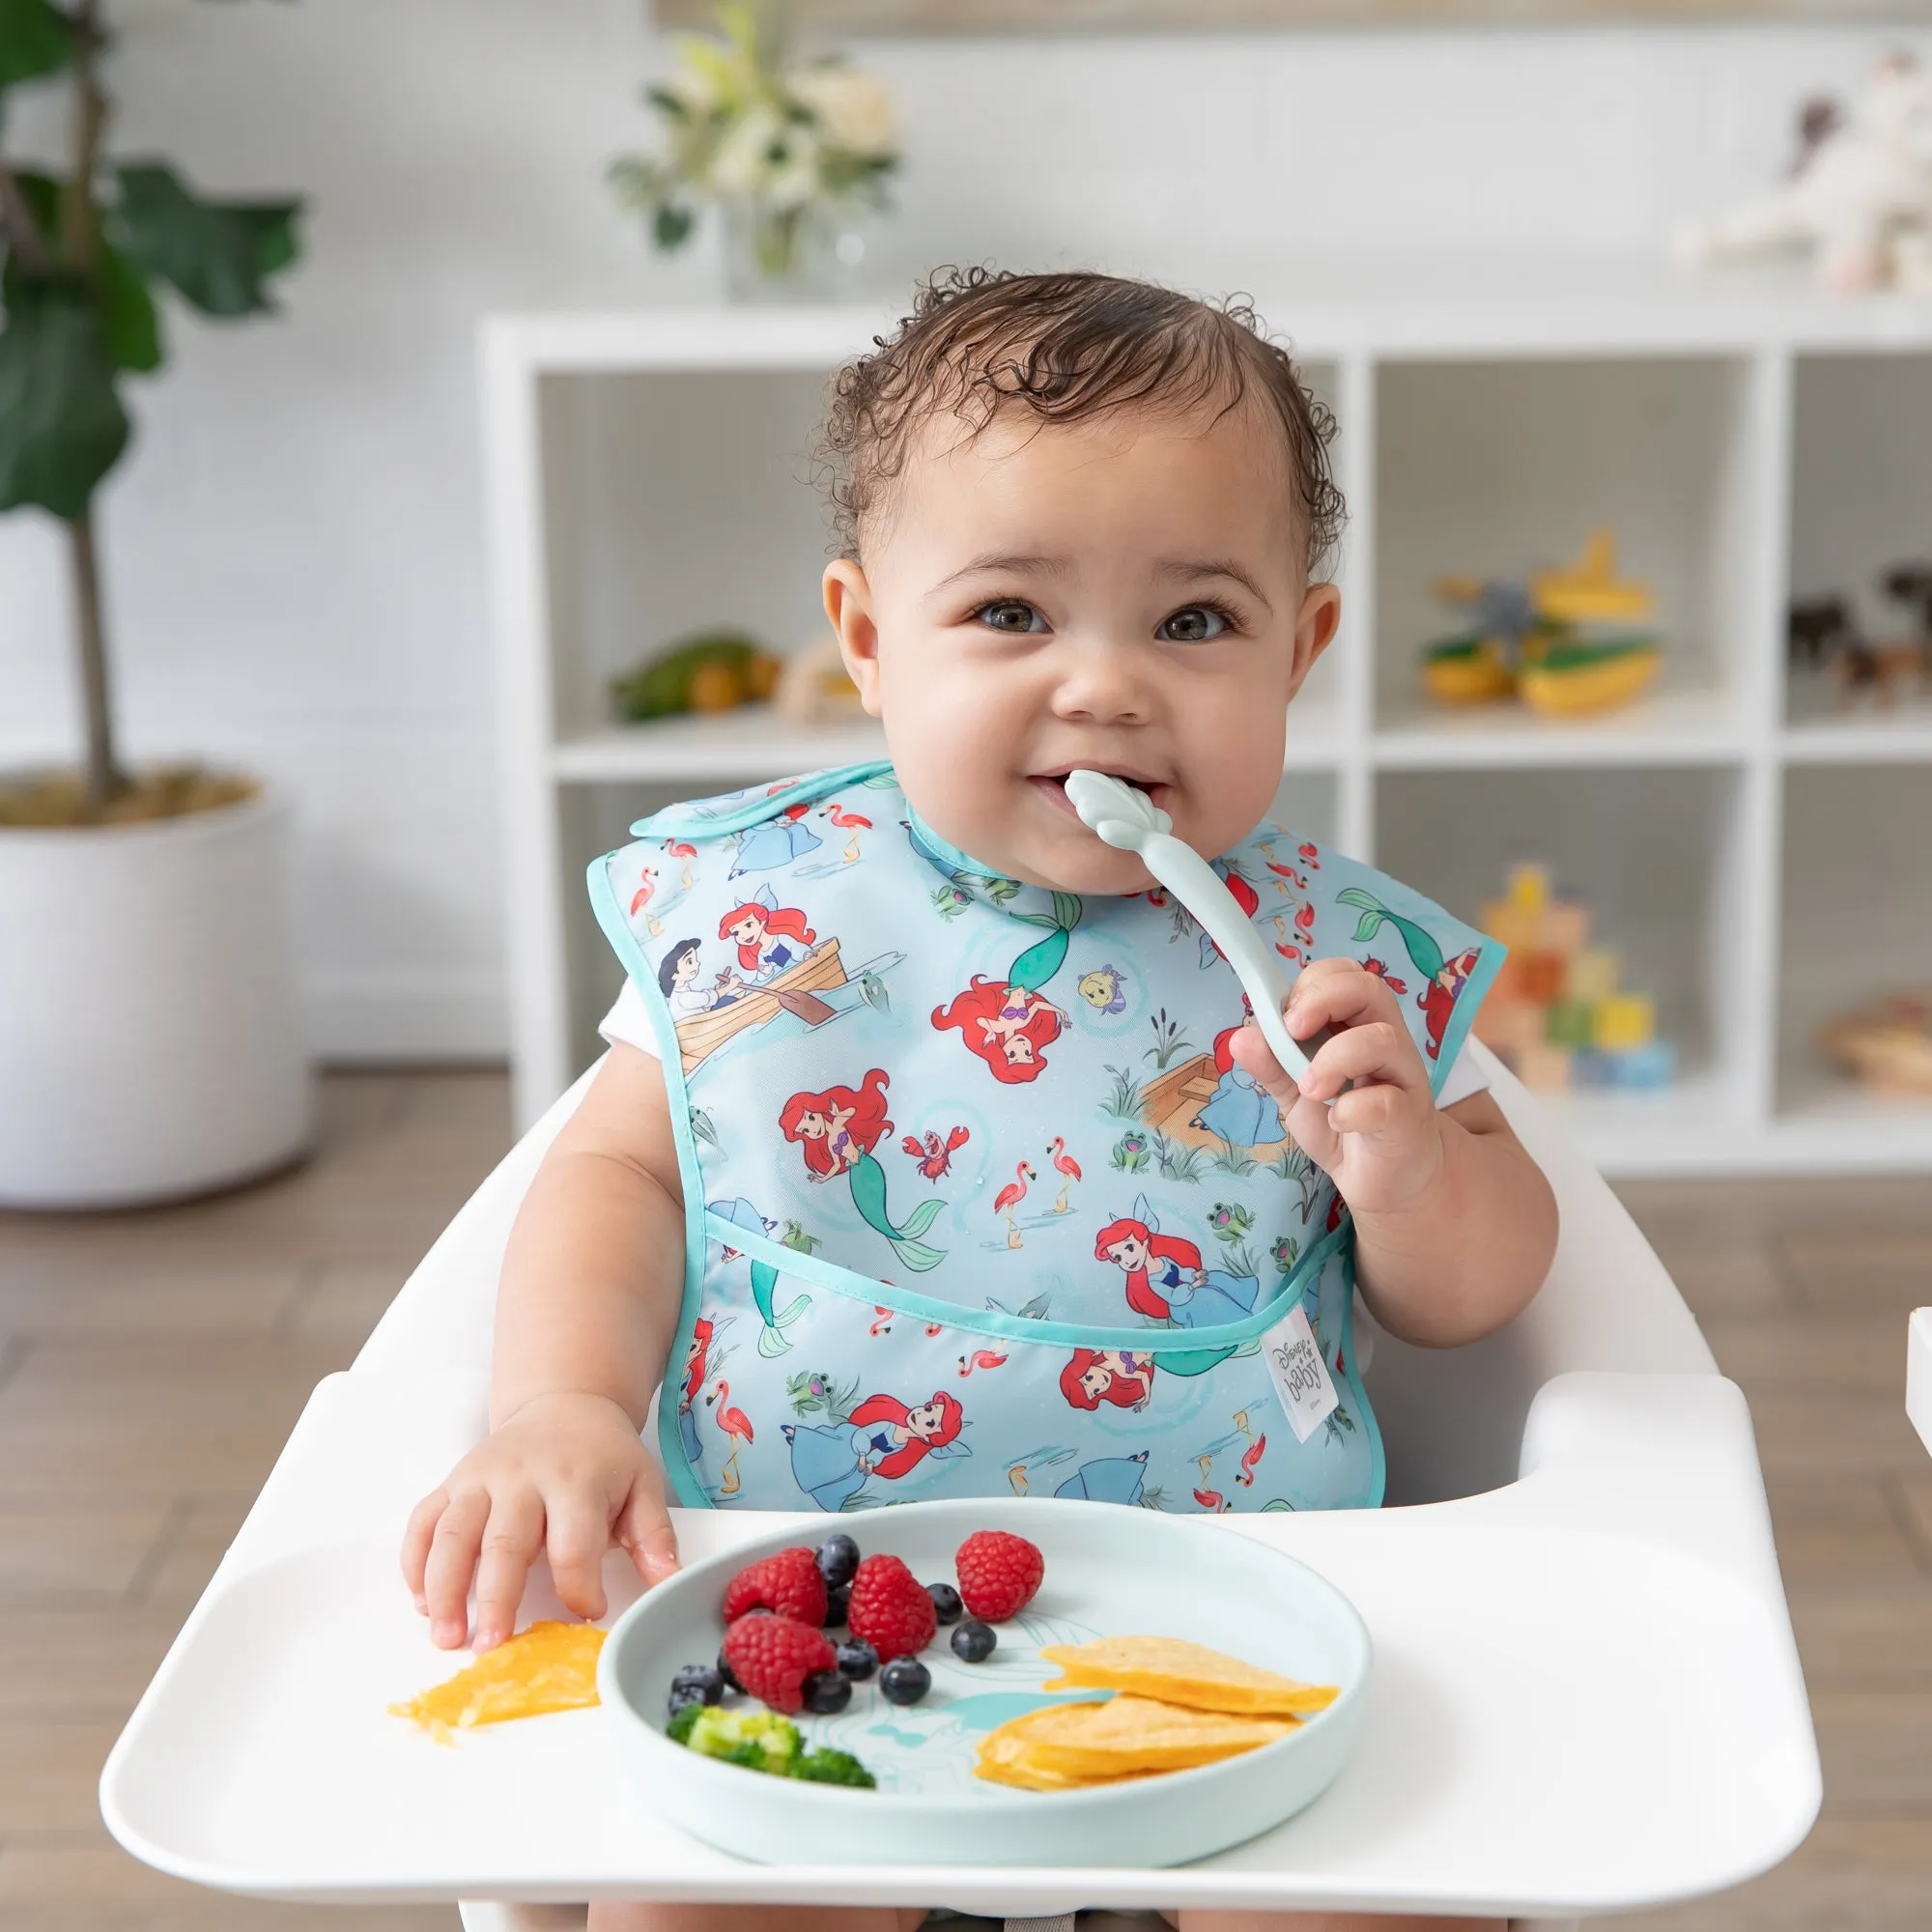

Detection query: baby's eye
xmin=1157 ymin=605 xmax=1231 ymax=643
xmin=974 ymin=599 xmax=1049 ymax=635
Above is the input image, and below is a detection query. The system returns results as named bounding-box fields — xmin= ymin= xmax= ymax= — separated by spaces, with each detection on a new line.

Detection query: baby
xmin=404 ymin=268 xmax=1558 ymax=1932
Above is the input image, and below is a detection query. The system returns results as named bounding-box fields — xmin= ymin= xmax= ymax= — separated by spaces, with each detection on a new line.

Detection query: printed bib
xmin=589 ymin=762 xmax=1500 ymax=1520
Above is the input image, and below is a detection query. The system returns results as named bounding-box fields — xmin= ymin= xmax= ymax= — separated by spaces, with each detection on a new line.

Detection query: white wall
xmin=1 ymin=1 xmax=1922 ymax=1058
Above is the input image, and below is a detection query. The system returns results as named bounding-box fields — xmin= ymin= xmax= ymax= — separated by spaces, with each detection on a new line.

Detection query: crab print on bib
xmin=589 ymin=762 xmax=1502 ymax=1519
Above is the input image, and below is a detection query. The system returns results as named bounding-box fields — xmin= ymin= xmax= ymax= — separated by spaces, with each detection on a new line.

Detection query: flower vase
xmin=719 ymin=199 xmax=875 ymax=305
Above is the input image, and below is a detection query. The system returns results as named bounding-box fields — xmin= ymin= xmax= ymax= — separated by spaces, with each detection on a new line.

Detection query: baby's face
xmin=825 ymin=399 xmax=1339 ymax=893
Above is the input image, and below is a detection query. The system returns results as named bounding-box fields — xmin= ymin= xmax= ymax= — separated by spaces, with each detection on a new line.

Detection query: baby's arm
xmin=1232 ymin=958 xmax=1558 ymax=1348
xmin=400 ymin=1042 xmax=686 ymax=1651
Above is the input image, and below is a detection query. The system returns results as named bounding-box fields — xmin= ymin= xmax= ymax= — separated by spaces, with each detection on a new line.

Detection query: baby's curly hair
xmin=814 ymin=266 xmax=1345 ymax=575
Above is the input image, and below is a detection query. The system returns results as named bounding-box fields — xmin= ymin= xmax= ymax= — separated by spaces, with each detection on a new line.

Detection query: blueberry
xmin=926 ymin=1581 xmax=962 ymax=1625
xmin=815 ymin=1533 xmax=860 ymax=1590
xmin=835 ymin=1637 xmax=879 ymax=1681
xmin=802 ymin=1667 xmax=853 ymax=1715
xmin=879 ymin=1656 xmax=931 ymax=1706
xmin=951 ymin=1619 xmax=996 ymax=1663
xmin=668 ymin=1684 xmax=706 ymax=1716
xmin=822 ymin=1583 xmax=851 ymax=1628
xmin=716 ymin=1648 xmax=741 ymax=1693
xmin=670 ymin=1662 xmax=724 ymax=1705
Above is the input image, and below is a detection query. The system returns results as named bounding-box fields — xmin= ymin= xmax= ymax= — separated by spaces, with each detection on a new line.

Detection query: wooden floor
xmin=0 ymin=1072 xmax=1926 ymax=1930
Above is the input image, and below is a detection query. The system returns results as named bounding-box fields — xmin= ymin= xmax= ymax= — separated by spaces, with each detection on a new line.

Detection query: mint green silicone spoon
xmin=1064 ymin=769 xmax=1335 ymax=1099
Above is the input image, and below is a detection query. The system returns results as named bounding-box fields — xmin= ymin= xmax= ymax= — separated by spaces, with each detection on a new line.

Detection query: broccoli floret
xmin=794 ymin=1747 xmax=876 ymax=1789
xmin=666 ymin=1699 xmax=703 ymax=1746
xmin=676 ymin=1705 xmax=803 ymax=1775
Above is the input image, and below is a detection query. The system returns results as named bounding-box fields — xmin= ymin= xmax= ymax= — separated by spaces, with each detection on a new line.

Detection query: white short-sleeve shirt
xmin=596 ymin=977 xmax=1491 ymax=1107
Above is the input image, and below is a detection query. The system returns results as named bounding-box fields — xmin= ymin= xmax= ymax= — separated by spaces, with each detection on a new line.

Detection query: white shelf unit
xmin=482 ymin=283 xmax=1932 ymax=1173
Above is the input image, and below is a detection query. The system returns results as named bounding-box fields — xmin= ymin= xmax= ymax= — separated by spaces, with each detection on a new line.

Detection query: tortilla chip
xmin=389 ymin=1620 xmax=605 ymax=1738
xmin=982 ymin=1693 xmax=1293 ymax=1776
xmin=974 ymin=1725 xmax=1154 ymax=1792
xmin=1038 ymin=1635 xmax=1338 ymax=1717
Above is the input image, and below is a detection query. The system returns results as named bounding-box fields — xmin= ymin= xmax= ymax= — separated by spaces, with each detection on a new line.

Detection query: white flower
xmin=659 ymin=62 xmax=722 ymax=119
xmin=787 ymin=64 xmax=898 ymax=160
xmin=764 ymin=127 xmax=825 ymax=213
xmin=709 ymin=103 xmax=787 ymax=196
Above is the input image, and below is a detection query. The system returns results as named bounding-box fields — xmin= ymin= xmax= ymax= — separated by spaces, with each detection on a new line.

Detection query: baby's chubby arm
xmin=400 ymin=1043 xmax=685 ymax=1651
xmin=1231 ymin=957 xmax=1558 ymax=1348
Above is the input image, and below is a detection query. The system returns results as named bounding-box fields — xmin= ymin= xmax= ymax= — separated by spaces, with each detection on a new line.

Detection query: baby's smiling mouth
xmin=1028 ymin=767 xmax=1172 ymax=821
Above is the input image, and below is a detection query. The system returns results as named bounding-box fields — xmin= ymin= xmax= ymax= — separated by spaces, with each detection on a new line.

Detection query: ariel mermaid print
xmin=590 ymin=760 xmax=1501 ymax=1518
xmin=778 ymin=1070 xmax=948 ymax=1272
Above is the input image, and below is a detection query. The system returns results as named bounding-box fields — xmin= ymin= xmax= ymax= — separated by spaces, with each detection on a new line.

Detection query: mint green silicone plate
xmin=598 ymin=1497 xmax=1371 ymax=1868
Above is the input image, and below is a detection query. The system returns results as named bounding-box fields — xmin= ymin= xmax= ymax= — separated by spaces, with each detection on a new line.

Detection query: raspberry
xmin=722 ymin=1547 xmax=827 ymax=1627
xmin=721 ymin=1614 xmax=836 ymax=1715
xmin=845 ymin=1552 xmax=937 ymax=1662
xmin=955 ymin=1530 xmax=1044 ymax=1622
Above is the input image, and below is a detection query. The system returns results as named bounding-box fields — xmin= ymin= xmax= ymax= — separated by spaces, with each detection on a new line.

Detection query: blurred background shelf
xmin=1370 ymin=685 xmax=1746 ymax=768
xmin=550 ymin=713 xmax=887 ymax=784
xmin=1780 ymin=714 xmax=1932 ymax=763
xmin=486 ymin=279 xmax=1932 ymax=1171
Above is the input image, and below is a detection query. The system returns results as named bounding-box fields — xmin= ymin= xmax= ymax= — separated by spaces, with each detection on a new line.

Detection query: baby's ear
xmin=823 ymin=558 xmax=884 ymax=716
xmin=1290 ymin=582 xmax=1343 ymax=695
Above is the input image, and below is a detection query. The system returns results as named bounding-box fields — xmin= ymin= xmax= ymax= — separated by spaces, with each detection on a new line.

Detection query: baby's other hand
xmin=1230 ymin=956 xmax=1443 ymax=1217
xmin=400 ymin=1391 xmax=678 ymax=1653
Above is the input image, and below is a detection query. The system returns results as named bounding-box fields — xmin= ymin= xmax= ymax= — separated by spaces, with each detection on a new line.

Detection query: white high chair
xmin=100 ymin=1043 xmax=1818 ymax=1930
xmin=331 ymin=1042 xmax=1788 ymax=1932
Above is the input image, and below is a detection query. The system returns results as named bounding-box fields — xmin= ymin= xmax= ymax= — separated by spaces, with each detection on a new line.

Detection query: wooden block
xmin=1536 ymin=900 xmax=1590 ymax=955
xmin=1505 ymin=861 xmax=1551 ymax=912
xmin=1478 ymin=900 xmax=1539 ymax=952
xmin=1515 ymin=951 xmax=1566 ymax=1005
xmin=1563 ymin=946 xmax=1620 ymax=1004
xmin=1608 ymin=1038 xmax=1675 ymax=1087
xmin=1473 ymin=997 xmax=1544 ymax=1056
xmin=1487 ymin=952 xmax=1527 ymax=1002
xmin=1593 ymin=994 xmax=1656 ymax=1051
xmin=1515 ymin=1042 xmax=1573 ymax=1093
xmin=1545 ymin=998 xmax=1596 ymax=1048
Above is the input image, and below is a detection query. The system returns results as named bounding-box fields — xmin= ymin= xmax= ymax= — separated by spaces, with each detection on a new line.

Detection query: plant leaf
xmin=0 ymin=172 xmax=162 ymax=375
xmin=98 ymin=243 xmax=162 ymax=372
xmin=0 ymin=277 xmax=129 ymax=518
xmin=112 ymin=162 xmax=302 ymax=318
xmin=0 ymin=0 xmax=72 ymax=90
xmin=653 ymin=202 xmax=695 ymax=250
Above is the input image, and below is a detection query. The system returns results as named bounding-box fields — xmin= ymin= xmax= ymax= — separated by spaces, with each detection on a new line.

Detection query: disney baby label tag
xmin=1262 ymin=1303 xmax=1340 ymax=1443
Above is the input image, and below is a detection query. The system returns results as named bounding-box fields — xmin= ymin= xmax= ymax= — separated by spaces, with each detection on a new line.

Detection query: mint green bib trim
xmin=702 ymin=1207 xmax=1351 ymax=1354
xmin=587 ymin=853 xmax=717 ymax=1509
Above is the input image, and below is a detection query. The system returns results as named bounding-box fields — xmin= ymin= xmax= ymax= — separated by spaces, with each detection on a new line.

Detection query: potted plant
xmin=610 ymin=0 xmax=899 ymax=301
xmin=0 ymin=1 xmax=310 ymax=1208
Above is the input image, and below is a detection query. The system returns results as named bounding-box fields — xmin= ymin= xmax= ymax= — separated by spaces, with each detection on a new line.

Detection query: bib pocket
xmin=662 ymin=1227 xmax=1382 ymax=1517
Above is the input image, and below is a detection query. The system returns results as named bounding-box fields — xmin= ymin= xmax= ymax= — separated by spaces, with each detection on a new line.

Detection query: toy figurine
xmin=1786 ymin=565 xmax=1929 ymax=708
xmin=1421 ymin=532 xmax=1662 ymax=718
xmin=611 ymin=629 xmax=783 ymax=722
xmin=1674 ymin=52 xmax=1932 ymax=293
xmin=773 ymin=633 xmax=867 ymax=727
xmin=1821 ymin=989 xmax=1932 ymax=1094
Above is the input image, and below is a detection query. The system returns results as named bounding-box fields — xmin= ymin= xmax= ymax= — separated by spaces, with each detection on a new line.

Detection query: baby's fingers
xmin=423 ymin=1489 xmax=490 ymax=1649
xmin=544 ymin=1491 xmax=611 ymax=1625
xmin=616 ymin=1464 xmax=681 ymax=1587
xmin=1287 ymin=958 xmax=1404 ymax=1038
xmin=401 ymin=1487 xmax=448 ymax=1612
xmin=1299 ymin=1021 xmax=1428 ymax=1107
xmin=471 ymin=1489 xmax=544 ymax=1655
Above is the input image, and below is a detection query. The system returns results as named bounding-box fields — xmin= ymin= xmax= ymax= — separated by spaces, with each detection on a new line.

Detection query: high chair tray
xmin=101 ymin=1366 xmax=1818 ymax=1921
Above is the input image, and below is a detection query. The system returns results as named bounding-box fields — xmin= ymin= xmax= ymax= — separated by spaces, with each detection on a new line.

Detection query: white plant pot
xmin=0 ymin=784 xmax=313 ymax=1208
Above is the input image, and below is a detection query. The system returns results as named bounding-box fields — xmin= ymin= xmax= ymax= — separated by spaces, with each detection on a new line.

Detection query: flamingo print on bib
xmin=589 ymin=762 xmax=1502 ymax=1519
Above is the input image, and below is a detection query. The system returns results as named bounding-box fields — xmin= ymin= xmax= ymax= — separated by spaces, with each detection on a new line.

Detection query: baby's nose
xmin=1049 ymin=639 xmax=1154 ymax=724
